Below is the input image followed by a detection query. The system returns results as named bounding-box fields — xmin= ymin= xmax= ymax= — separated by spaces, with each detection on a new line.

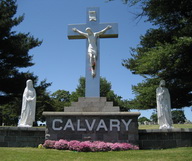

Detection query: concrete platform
xmin=139 ymin=128 xmax=192 ymax=149
xmin=43 ymin=97 xmax=140 ymax=144
xmin=43 ymin=111 xmax=140 ymax=144
xmin=64 ymin=97 xmax=120 ymax=112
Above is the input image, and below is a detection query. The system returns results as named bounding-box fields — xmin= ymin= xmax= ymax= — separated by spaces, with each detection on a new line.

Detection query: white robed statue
xmin=156 ymin=80 xmax=173 ymax=129
xmin=72 ymin=25 xmax=112 ymax=77
xmin=18 ymin=80 xmax=36 ymax=127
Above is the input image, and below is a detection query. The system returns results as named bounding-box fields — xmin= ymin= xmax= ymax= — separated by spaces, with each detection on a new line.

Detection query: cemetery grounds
xmin=0 ymin=124 xmax=192 ymax=161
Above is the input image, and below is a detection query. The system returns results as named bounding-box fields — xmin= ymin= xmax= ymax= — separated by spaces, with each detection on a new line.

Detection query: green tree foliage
xmin=71 ymin=77 xmax=130 ymax=111
xmin=150 ymin=110 xmax=186 ymax=124
xmin=0 ymin=0 xmax=42 ymax=104
xmin=35 ymin=80 xmax=55 ymax=122
xmin=70 ymin=77 xmax=85 ymax=102
xmin=172 ymin=110 xmax=186 ymax=124
xmin=0 ymin=98 xmax=20 ymax=125
xmin=150 ymin=112 xmax=157 ymax=123
xmin=0 ymin=0 xmax=54 ymax=125
xmin=138 ymin=116 xmax=150 ymax=124
xmin=51 ymin=90 xmax=71 ymax=111
xmin=70 ymin=77 xmax=112 ymax=102
xmin=122 ymin=0 xmax=192 ymax=109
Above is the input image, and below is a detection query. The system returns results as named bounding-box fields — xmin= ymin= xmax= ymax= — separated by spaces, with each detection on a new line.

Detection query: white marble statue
xmin=72 ymin=25 xmax=112 ymax=77
xmin=156 ymin=80 xmax=173 ymax=129
xmin=18 ymin=80 xmax=36 ymax=127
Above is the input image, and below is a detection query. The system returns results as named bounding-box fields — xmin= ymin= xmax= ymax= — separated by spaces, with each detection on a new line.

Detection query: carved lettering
xmin=85 ymin=119 xmax=96 ymax=131
xmin=63 ymin=119 xmax=74 ymax=131
xmin=96 ymin=119 xmax=108 ymax=131
xmin=122 ymin=119 xmax=132 ymax=131
xmin=77 ymin=119 xmax=86 ymax=131
xmin=52 ymin=119 xmax=62 ymax=130
xmin=52 ymin=119 xmax=132 ymax=131
xmin=110 ymin=119 xmax=120 ymax=131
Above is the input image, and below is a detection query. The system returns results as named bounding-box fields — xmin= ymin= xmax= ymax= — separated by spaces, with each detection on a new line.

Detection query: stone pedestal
xmin=43 ymin=97 xmax=140 ymax=145
xmin=64 ymin=97 xmax=119 ymax=112
xmin=43 ymin=112 xmax=140 ymax=145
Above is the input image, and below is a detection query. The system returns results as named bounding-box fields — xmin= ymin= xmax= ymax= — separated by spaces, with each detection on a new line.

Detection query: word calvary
xmin=52 ymin=119 xmax=132 ymax=132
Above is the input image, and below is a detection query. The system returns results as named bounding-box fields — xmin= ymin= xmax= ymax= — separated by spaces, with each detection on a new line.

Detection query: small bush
xmin=43 ymin=140 xmax=56 ymax=149
xmin=43 ymin=140 xmax=139 ymax=152
xmin=54 ymin=139 xmax=69 ymax=150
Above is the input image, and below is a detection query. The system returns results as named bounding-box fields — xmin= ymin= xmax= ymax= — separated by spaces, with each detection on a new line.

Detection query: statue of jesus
xmin=72 ymin=25 xmax=112 ymax=77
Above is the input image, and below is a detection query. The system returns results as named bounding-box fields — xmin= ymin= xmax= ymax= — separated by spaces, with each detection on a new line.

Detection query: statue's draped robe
xmin=18 ymin=80 xmax=36 ymax=127
xmin=156 ymin=87 xmax=173 ymax=129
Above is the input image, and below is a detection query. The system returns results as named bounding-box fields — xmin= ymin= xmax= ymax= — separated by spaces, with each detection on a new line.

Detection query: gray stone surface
xmin=0 ymin=126 xmax=191 ymax=149
xmin=139 ymin=128 xmax=192 ymax=149
xmin=64 ymin=97 xmax=120 ymax=112
xmin=43 ymin=111 xmax=140 ymax=145
xmin=0 ymin=127 xmax=45 ymax=147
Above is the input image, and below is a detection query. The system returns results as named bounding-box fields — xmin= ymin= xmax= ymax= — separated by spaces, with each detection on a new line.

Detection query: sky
xmin=14 ymin=0 xmax=192 ymax=121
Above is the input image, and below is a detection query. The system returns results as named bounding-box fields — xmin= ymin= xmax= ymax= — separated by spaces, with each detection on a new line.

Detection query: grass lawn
xmin=0 ymin=147 xmax=192 ymax=161
xmin=139 ymin=124 xmax=192 ymax=129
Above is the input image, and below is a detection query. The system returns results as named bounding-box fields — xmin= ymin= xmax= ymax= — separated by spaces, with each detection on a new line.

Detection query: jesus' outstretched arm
xmin=72 ymin=28 xmax=88 ymax=37
xmin=95 ymin=25 xmax=112 ymax=36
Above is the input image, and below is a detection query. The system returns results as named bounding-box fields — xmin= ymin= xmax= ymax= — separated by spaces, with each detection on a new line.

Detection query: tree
xmin=70 ymin=77 xmax=112 ymax=102
xmin=138 ymin=117 xmax=150 ymax=124
xmin=0 ymin=0 xmax=54 ymax=125
xmin=70 ymin=77 xmax=85 ymax=102
xmin=150 ymin=112 xmax=157 ymax=123
xmin=0 ymin=0 xmax=42 ymax=104
xmin=122 ymin=0 xmax=192 ymax=109
xmin=51 ymin=90 xmax=71 ymax=111
xmin=35 ymin=80 xmax=56 ymax=122
xmin=0 ymin=97 xmax=20 ymax=125
xmin=71 ymin=77 xmax=130 ymax=111
xmin=172 ymin=110 xmax=186 ymax=124
xmin=150 ymin=110 xmax=186 ymax=124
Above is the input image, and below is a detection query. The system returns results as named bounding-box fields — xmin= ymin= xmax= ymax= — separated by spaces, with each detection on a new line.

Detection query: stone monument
xmin=68 ymin=7 xmax=118 ymax=97
xmin=18 ymin=79 xmax=36 ymax=127
xmin=43 ymin=7 xmax=140 ymax=145
xmin=156 ymin=80 xmax=173 ymax=129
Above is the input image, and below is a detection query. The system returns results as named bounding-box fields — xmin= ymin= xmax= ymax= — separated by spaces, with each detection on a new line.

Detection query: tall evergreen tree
xmin=0 ymin=0 xmax=55 ymax=125
xmin=0 ymin=0 xmax=42 ymax=104
xmin=122 ymin=0 xmax=192 ymax=109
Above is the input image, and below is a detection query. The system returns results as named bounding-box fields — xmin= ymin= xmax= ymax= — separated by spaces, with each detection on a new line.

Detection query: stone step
xmin=71 ymin=102 xmax=106 ymax=108
xmin=64 ymin=97 xmax=119 ymax=112
xmin=64 ymin=106 xmax=119 ymax=112
xmin=71 ymin=98 xmax=113 ymax=108
xmin=106 ymin=102 xmax=113 ymax=106
xmin=78 ymin=97 xmax=107 ymax=102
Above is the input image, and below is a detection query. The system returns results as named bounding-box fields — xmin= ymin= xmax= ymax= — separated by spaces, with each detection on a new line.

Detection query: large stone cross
xmin=68 ymin=7 xmax=118 ymax=97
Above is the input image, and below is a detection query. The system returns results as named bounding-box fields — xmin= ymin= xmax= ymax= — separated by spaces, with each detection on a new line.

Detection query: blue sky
xmin=14 ymin=0 xmax=192 ymax=121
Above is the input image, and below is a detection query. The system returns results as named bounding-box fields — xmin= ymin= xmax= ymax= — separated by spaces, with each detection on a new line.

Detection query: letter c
xmin=52 ymin=119 xmax=63 ymax=130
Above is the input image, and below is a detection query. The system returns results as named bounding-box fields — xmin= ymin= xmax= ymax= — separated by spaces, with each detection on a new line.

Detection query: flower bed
xmin=43 ymin=140 xmax=139 ymax=152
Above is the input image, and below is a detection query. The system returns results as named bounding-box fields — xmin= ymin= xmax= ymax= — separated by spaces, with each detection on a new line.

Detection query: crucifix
xmin=68 ymin=7 xmax=118 ymax=97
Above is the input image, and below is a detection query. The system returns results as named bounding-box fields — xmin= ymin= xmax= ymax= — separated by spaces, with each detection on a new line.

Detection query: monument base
xmin=43 ymin=111 xmax=140 ymax=145
xmin=43 ymin=97 xmax=140 ymax=144
xmin=64 ymin=97 xmax=119 ymax=112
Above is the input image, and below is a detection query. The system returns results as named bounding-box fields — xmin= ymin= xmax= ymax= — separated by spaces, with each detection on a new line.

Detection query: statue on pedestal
xmin=18 ymin=80 xmax=36 ymax=127
xmin=156 ymin=80 xmax=173 ymax=129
